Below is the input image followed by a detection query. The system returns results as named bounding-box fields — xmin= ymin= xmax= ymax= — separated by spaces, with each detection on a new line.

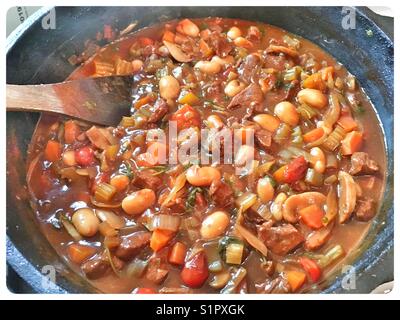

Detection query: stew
xmin=26 ymin=17 xmax=386 ymax=293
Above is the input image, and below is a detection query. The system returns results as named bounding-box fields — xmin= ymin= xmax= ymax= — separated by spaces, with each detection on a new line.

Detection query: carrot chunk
xmin=286 ymin=270 xmax=307 ymax=292
xmin=340 ymin=131 xmax=363 ymax=155
xmin=168 ymin=242 xmax=187 ymax=265
xmin=303 ymin=127 xmax=325 ymax=143
xmin=67 ymin=243 xmax=96 ymax=264
xmin=299 ymin=204 xmax=324 ymax=229
xmin=44 ymin=140 xmax=62 ymax=162
xmin=337 ymin=115 xmax=358 ymax=132
xmin=150 ymin=229 xmax=175 ymax=252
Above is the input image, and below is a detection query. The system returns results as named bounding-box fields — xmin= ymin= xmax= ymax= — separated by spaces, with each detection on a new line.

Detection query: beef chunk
xmin=148 ymin=98 xmax=168 ymax=123
xmin=145 ymin=258 xmax=169 ymax=284
xmin=355 ymin=198 xmax=376 ymax=222
xmin=227 ymin=83 xmax=264 ymax=110
xmin=115 ymin=231 xmax=151 ymax=261
xmin=349 ymin=152 xmax=379 ymax=175
xmin=134 ymin=170 xmax=162 ymax=190
xmin=255 ymin=129 xmax=272 ymax=150
xmin=209 ymin=31 xmax=233 ymax=57
xmin=257 ymin=222 xmax=304 ymax=255
xmin=240 ymin=54 xmax=261 ymax=83
xmin=256 ymin=276 xmax=291 ymax=293
xmin=209 ymin=179 xmax=234 ymax=208
xmin=81 ymin=251 xmax=124 ymax=280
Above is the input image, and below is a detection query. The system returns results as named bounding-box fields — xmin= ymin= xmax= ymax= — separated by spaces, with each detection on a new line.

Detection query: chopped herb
xmin=120 ymin=161 xmax=134 ymax=179
xmin=138 ymin=165 xmax=168 ymax=175
xmin=186 ymin=187 xmax=203 ymax=211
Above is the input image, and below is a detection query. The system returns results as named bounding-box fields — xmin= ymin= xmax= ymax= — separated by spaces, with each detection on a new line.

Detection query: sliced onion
xmin=163 ymin=41 xmax=192 ymax=62
xmin=161 ymin=171 xmax=187 ymax=207
xmin=96 ymin=209 xmax=125 ymax=229
xmin=61 ymin=217 xmax=82 ymax=241
xmin=236 ymin=224 xmax=268 ymax=256
xmin=152 ymin=214 xmax=181 ymax=232
xmin=322 ymin=93 xmax=341 ymax=131
xmin=235 ymin=192 xmax=257 ymax=214
xmin=90 ymin=196 xmax=122 ymax=208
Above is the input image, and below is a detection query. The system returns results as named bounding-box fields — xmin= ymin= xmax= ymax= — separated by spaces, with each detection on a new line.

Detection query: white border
xmin=2 ymin=1 xmax=398 ymax=300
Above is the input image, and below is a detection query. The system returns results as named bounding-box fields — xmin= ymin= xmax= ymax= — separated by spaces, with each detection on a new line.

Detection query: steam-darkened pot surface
xmin=6 ymin=6 xmax=393 ymax=293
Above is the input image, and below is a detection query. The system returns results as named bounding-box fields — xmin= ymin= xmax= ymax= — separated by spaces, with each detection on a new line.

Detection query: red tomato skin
xmin=284 ymin=156 xmax=308 ymax=183
xmin=299 ymin=257 xmax=321 ymax=283
xmin=75 ymin=146 xmax=95 ymax=166
xmin=181 ymin=251 xmax=209 ymax=288
xmin=170 ymin=105 xmax=201 ymax=131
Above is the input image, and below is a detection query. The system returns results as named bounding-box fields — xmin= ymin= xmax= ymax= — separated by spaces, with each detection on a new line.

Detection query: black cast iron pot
xmin=6 ymin=6 xmax=393 ymax=294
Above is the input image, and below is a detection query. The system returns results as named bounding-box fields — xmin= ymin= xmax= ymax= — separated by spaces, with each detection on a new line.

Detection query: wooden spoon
xmin=6 ymin=75 xmax=133 ymax=126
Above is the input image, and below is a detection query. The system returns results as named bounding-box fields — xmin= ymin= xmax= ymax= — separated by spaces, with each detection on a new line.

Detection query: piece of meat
xmin=145 ymin=257 xmax=169 ymax=284
xmin=148 ymin=98 xmax=168 ymax=123
xmin=239 ymin=53 xmax=261 ymax=83
xmin=134 ymin=170 xmax=162 ymax=190
xmin=349 ymin=152 xmax=379 ymax=175
xmin=81 ymin=251 xmax=124 ymax=280
xmin=209 ymin=179 xmax=234 ymax=208
xmin=355 ymin=198 xmax=376 ymax=221
xmin=257 ymin=222 xmax=304 ymax=255
xmin=255 ymin=276 xmax=290 ymax=293
xmin=305 ymin=222 xmax=334 ymax=251
xmin=209 ymin=31 xmax=233 ymax=57
xmin=255 ymin=129 xmax=272 ymax=150
xmin=115 ymin=231 xmax=151 ymax=261
xmin=227 ymin=83 xmax=264 ymax=110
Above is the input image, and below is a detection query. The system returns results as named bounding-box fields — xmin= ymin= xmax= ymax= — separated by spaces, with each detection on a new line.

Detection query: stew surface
xmin=27 ymin=17 xmax=386 ymax=293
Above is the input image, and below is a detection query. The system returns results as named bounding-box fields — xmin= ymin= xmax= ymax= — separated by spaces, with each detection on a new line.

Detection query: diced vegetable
xmin=286 ymin=270 xmax=307 ymax=292
xmin=170 ymin=104 xmax=201 ymax=131
xmin=297 ymin=104 xmax=318 ymax=120
xmin=299 ymin=204 xmax=324 ymax=229
xmin=337 ymin=115 xmax=358 ymax=132
xmin=94 ymin=182 xmax=117 ymax=203
xmin=299 ymin=257 xmax=321 ymax=282
xmin=150 ymin=229 xmax=175 ymax=252
xmin=120 ymin=116 xmax=136 ymax=127
xmin=303 ymin=72 xmax=326 ymax=91
xmin=209 ymin=270 xmax=231 ymax=289
xmin=98 ymin=221 xmax=118 ymax=237
xmin=168 ymin=242 xmax=187 ymax=265
xmin=161 ymin=171 xmax=187 ymax=207
xmin=303 ymin=127 xmax=324 ymax=144
xmin=273 ymin=123 xmax=291 ymax=143
xmin=75 ymin=146 xmax=95 ymax=166
xmin=152 ymin=214 xmax=181 ymax=232
xmin=44 ymin=140 xmax=62 ymax=162
xmin=64 ymin=120 xmax=81 ymax=144
xmin=67 ymin=243 xmax=96 ymax=264
xmin=304 ymin=168 xmax=323 ymax=186
xmin=225 ymin=243 xmax=244 ymax=265
xmin=323 ymin=186 xmax=338 ymax=225
xmin=60 ymin=215 xmax=82 ymax=241
xmin=317 ymin=245 xmax=345 ymax=268
xmin=340 ymin=131 xmax=363 ymax=155
xmin=322 ymin=126 xmax=346 ymax=151
xmin=235 ymin=192 xmax=257 ymax=214
xmin=338 ymin=171 xmax=357 ymax=223
xmin=178 ymin=92 xmax=200 ymax=105
xmin=181 ymin=251 xmax=209 ymax=288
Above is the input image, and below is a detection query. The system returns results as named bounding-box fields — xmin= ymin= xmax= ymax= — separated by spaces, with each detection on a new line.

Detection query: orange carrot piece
xmin=44 ymin=140 xmax=62 ymax=162
xmin=303 ymin=127 xmax=325 ymax=144
xmin=67 ymin=243 xmax=96 ymax=264
xmin=162 ymin=30 xmax=175 ymax=43
xmin=303 ymin=73 xmax=326 ymax=91
xmin=337 ymin=115 xmax=358 ymax=132
xmin=286 ymin=270 xmax=307 ymax=292
xmin=340 ymin=131 xmax=363 ymax=155
xmin=320 ymin=66 xmax=334 ymax=81
xmin=273 ymin=165 xmax=287 ymax=184
xmin=110 ymin=175 xmax=130 ymax=192
xmin=64 ymin=120 xmax=81 ymax=144
xmin=150 ymin=229 xmax=175 ymax=252
xmin=168 ymin=242 xmax=187 ymax=265
xmin=299 ymin=204 xmax=325 ymax=229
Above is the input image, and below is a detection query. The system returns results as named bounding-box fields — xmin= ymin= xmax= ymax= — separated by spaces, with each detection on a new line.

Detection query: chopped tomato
xmin=75 ymin=146 xmax=95 ymax=166
xmin=284 ymin=156 xmax=308 ymax=184
xmin=170 ymin=104 xmax=201 ymax=131
xmin=299 ymin=257 xmax=321 ymax=283
xmin=181 ymin=251 xmax=209 ymax=288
